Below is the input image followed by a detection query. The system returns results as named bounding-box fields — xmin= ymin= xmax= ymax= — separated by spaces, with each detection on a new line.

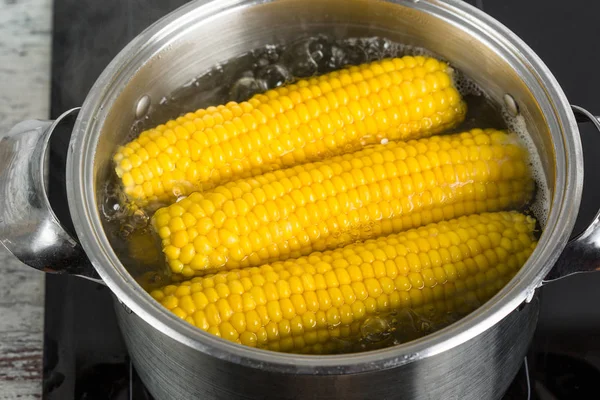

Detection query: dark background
xmin=470 ymin=0 xmax=600 ymax=335
xmin=45 ymin=0 xmax=600 ymax=398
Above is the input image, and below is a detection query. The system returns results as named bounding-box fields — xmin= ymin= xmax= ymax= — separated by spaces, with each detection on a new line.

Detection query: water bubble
xmin=256 ymin=64 xmax=292 ymax=89
xmin=327 ymin=45 xmax=348 ymax=69
xmin=256 ymin=57 xmax=270 ymax=67
xmin=182 ymin=79 xmax=195 ymax=88
xmin=265 ymin=46 xmax=281 ymax=62
xmin=419 ymin=319 xmax=432 ymax=333
xmin=307 ymin=38 xmax=330 ymax=71
xmin=305 ymin=36 xmax=355 ymax=74
xmin=311 ymin=50 xmax=324 ymax=63
xmin=102 ymin=193 xmax=122 ymax=220
xmin=229 ymin=77 xmax=267 ymax=102
xmin=341 ymin=42 xmax=368 ymax=65
xmin=363 ymin=37 xmax=394 ymax=61
xmin=253 ymin=45 xmax=281 ymax=64
xmin=311 ymin=41 xmax=324 ymax=52
xmin=282 ymin=39 xmax=319 ymax=77
xmin=131 ymin=209 xmax=149 ymax=229
xmin=361 ymin=316 xmax=392 ymax=343
xmin=118 ymin=224 xmax=134 ymax=239
xmin=404 ymin=309 xmax=418 ymax=324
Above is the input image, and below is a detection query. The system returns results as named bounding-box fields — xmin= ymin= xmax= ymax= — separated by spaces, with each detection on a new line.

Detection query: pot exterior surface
xmin=65 ymin=0 xmax=580 ymax=395
xmin=115 ymin=299 xmax=538 ymax=400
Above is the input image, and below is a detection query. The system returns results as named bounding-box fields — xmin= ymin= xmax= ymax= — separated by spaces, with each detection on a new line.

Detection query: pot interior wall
xmin=94 ymin=0 xmax=556 ymax=209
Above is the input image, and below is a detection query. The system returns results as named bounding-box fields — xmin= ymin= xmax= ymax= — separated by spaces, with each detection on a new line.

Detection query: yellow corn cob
xmin=114 ymin=55 xmax=467 ymax=207
xmin=152 ymin=129 xmax=534 ymax=276
xmin=150 ymin=211 xmax=538 ymax=354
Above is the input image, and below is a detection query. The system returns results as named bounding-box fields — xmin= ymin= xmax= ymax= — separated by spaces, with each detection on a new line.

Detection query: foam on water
xmin=441 ymin=63 xmax=549 ymax=228
xmin=503 ymin=112 xmax=550 ymax=228
xmin=452 ymin=69 xmax=483 ymax=97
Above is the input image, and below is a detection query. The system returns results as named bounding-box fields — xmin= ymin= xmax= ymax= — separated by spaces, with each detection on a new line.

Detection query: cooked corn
xmin=152 ymin=129 xmax=534 ymax=276
xmin=150 ymin=211 xmax=538 ymax=354
xmin=114 ymin=55 xmax=467 ymax=206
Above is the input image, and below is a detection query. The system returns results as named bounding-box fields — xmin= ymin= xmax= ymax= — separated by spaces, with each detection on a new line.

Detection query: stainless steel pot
xmin=2 ymin=0 xmax=599 ymax=399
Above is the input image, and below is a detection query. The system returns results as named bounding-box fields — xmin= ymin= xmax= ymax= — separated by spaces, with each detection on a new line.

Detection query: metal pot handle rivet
xmin=544 ymin=105 xmax=600 ymax=283
xmin=0 ymin=108 xmax=101 ymax=284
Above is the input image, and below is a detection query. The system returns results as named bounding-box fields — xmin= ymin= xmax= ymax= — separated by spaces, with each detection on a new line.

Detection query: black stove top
xmin=45 ymin=1 xmax=600 ymax=399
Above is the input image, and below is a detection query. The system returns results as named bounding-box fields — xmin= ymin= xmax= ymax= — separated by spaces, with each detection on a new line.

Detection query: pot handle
xmin=0 ymin=108 xmax=101 ymax=283
xmin=544 ymin=105 xmax=600 ymax=283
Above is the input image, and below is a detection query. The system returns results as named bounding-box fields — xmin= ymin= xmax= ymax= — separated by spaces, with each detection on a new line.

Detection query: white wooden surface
xmin=0 ymin=0 xmax=52 ymax=398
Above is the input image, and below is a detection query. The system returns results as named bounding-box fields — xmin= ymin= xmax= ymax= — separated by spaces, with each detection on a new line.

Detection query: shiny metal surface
xmin=545 ymin=105 xmax=600 ymax=282
xmin=503 ymin=94 xmax=520 ymax=117
xmin=115 ymin=295 xmax=539 ymax=400
xmin=135 ymin=95 xmax=152 ymax=119
xmin=68 ymin=0 xmax=580 ymax=370
xmin=0 ymin=108 xmax=100 ymax=283
xmin=0 ymin=0 xmax=589 ymax=398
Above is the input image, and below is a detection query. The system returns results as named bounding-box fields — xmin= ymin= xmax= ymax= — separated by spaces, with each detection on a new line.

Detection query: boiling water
xmin=101 ymin=36 xmax=549 ymax=353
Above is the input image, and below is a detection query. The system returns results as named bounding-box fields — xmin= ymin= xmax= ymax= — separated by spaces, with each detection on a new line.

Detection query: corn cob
xmin=150 ymin=211 xmax=538 ymax=354
xmin=114 ymin=55 xmax=467 ymax=207
xmin=152 ymin=129 xmax=534 ymax=276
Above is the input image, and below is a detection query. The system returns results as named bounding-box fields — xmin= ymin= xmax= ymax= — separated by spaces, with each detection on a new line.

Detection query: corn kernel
xmin=116 ymin=55 xmax=468 ymax=207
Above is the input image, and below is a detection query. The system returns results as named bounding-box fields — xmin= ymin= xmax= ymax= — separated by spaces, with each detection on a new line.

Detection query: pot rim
xmin=66 ymin=0 xmax=582 ymax=374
